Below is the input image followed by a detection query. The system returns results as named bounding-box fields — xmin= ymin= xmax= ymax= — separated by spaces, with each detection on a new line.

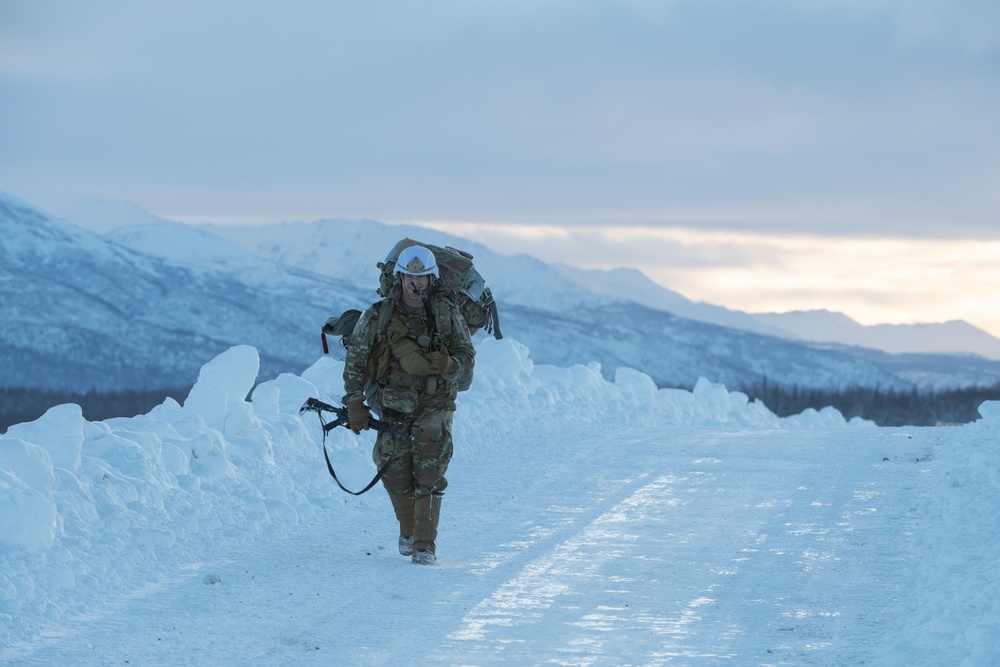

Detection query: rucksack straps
xmin=482 ymin=287 xmax=502 ymax=339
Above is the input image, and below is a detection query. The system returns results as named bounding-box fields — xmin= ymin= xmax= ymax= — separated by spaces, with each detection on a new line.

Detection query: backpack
xmin=321 ymin=237 xmax=502 ymax=357
xmin=376 ymin=238 xmax=502 ymax=339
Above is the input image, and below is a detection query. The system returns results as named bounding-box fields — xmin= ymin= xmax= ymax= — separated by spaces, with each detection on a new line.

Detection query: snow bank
xmin=461 ymin=339 xmax=810 ymax=432
xmin=0 ymin=340 xmax=991 ymax=659
xmin=883 ymin=400 xmax=1000 ymax=665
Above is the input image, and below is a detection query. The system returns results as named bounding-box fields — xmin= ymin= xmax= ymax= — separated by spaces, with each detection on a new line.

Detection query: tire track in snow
xmin=422 ymin=430 xmax=919 ymax=666
xmin=4 ymin=427 xmax=925 ymax=666
xmin=425 ymin=466 xmax=755 ymax=665
xmin=654 ymin=436 xmax=913 ymax=666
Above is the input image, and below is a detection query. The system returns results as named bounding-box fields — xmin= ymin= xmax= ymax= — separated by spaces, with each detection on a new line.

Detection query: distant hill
xmin=752 ymin=310 xmax=1000 ymax=362
xmin=6 ymin=191 xmax=1000 ymax=393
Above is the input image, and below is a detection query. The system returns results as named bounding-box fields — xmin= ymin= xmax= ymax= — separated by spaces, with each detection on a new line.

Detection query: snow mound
xmin=880 ymin=399 xmax=1000 ymax=664
xmin=0 ymin=340 xmax=849 ymax=626
xmin=977 ymin=399 xmax=1000 ymax=425
xmin=0 ymin=339 xmax=994 ymax=662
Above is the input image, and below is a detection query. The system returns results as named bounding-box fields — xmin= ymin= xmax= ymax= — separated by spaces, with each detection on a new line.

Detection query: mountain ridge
xmin=39 ymin=193 xmax=1000 ymax=361
xmin=752 ymin=309 xmax=1000 ymax=361
xmin=1 ymin=193 xmax=368 ymax=390
xmin=4 ymin=191 xmax=999 ymax=392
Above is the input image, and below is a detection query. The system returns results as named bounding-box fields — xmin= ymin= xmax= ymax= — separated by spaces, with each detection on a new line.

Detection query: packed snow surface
xmin=1 ymin=339 xmax=998 ymax=665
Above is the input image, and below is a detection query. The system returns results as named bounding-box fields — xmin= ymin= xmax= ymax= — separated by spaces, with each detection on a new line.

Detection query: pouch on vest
xmin=379 ymin=385 xmax=419 ymax=415
xmin=392 ymin=336 xmax=436 ymax=376
xmin=368 ymin=337 xmax=392 ymax=383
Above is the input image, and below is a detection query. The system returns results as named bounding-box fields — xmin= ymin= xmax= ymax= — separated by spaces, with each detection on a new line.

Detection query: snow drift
xmin=0 ymin=340 xmax=857 ymax=615
xmin=1 ymin=339 xmax=998 ymax=664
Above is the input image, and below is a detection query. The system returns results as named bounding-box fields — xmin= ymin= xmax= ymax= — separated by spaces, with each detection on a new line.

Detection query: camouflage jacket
xmin=342 ymin=292 xmax=475 ymax=412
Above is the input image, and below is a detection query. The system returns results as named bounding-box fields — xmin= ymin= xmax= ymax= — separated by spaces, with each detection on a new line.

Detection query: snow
xmin=1 ymin=339 xmax=998 ymax=665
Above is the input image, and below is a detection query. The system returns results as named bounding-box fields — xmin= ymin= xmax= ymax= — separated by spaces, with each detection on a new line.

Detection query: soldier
xmin=342 ymin=244 xmax=475 ymax=565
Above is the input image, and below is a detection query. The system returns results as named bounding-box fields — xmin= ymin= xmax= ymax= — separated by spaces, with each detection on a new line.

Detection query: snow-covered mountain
xmin=752 ymin=309 xmax=1000 ymax=362
xmin=195 ymin=218 xmax=1000 ymax=390
xmin=38 ymin=194 xmax=1000 ymax=364
xmin=0 ymin=193 xmax=369 ymax=390
xmin=29 ymin=194 xmax=176 ymax=234
xmin=104 ymin=214 xmax=910 ymax=391
xmin=4 ymin=191 xmax=996 ymax=392
xmin=812 ymin=345 xmax=1000 ymax=391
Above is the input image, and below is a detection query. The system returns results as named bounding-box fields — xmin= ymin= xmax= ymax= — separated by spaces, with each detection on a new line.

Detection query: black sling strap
xmin=316 ymin=410 xmax=395 ymax=496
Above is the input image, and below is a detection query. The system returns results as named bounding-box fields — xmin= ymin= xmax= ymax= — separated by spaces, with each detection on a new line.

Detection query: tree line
xmin=1 ymin=386 xmax=191 ymax=433
xmin=739 ymin=380 xmax=1000 ymax=427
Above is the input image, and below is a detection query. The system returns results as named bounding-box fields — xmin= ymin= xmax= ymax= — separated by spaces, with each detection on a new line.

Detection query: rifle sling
xmin=322 ymin=436 xmax=394 ymax=496
xmin=316 ymin=409 xmax=395 ymax=496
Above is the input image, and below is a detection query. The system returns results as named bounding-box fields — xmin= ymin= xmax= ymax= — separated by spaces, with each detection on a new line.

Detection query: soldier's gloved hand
xmin=346 ymin=400 xmax=371 ymax=434
xmin=428 ymin=346 xmax=458 ymax=375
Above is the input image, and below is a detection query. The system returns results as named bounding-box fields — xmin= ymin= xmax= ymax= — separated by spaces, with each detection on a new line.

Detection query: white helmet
xmin=394 ymin=245 xmax=439 ymax=278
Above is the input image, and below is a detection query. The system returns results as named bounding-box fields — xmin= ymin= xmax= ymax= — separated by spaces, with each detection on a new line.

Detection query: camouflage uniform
xmin=343 ymin=286 xmax=474 ymax=564
xmin=343 ymin=291 xmax=475 ymax=498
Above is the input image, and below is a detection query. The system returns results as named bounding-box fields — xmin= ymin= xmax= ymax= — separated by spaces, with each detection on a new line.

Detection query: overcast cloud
xmin=2 ymin=0 xmax=999 ymax=334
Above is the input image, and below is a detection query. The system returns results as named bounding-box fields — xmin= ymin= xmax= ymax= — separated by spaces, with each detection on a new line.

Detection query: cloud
xmin=892 ymin=0 xmax=1000 ymax=54
xmin=2 ymin=0 xmax=996 ymax=336
xmin=416 ymin=220 xmax=1000 ymax=337
xmin=1 ymin=0 xmax=997 ymax=238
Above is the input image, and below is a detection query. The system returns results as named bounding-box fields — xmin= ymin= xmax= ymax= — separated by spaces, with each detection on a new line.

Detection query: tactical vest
xmin=366 ymin=288 xmax=473 ymax=392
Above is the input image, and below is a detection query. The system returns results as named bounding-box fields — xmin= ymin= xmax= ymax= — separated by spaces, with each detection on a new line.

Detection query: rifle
xmin=300 ymin=397 xmax=411 ymax=495
xmin=301 ymin=397 xmax=410 ymax=439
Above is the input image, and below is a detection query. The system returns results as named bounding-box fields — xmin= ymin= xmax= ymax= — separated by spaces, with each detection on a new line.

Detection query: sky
xmin=2 ymin=0 xmax=999 ymax=336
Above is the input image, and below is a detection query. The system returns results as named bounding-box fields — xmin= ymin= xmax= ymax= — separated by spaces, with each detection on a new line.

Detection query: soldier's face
xmin=401 ymin=274 xmax=430 ymax=300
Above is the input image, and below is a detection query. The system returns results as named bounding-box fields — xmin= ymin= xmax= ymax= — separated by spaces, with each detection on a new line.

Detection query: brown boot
xmin=388 ymin=491 xmax=415 ymax=556
xmin=411 ymin=492 xmax=442 ymax=565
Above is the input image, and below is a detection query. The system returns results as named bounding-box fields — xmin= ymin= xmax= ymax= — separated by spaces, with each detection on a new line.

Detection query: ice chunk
xmin=2 ymin=403 xmax=85 ymax=471
xmin=183 ymin=345 xmax=260 ymax=430
xmin=0 ymin=472 xmax=58 ymax=552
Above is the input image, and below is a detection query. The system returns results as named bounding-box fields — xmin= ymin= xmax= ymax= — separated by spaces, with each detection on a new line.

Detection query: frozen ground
xmin=2 ymin=340 xmax=998 ymax=665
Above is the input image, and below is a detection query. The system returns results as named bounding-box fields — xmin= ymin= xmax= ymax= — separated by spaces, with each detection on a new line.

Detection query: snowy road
xmin=7 ymin=424 xmax=929 ymax=666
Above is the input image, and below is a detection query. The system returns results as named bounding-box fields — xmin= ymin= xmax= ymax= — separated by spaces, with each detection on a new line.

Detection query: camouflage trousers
xmin=374 ymin=405 xmax=454 ymax=497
